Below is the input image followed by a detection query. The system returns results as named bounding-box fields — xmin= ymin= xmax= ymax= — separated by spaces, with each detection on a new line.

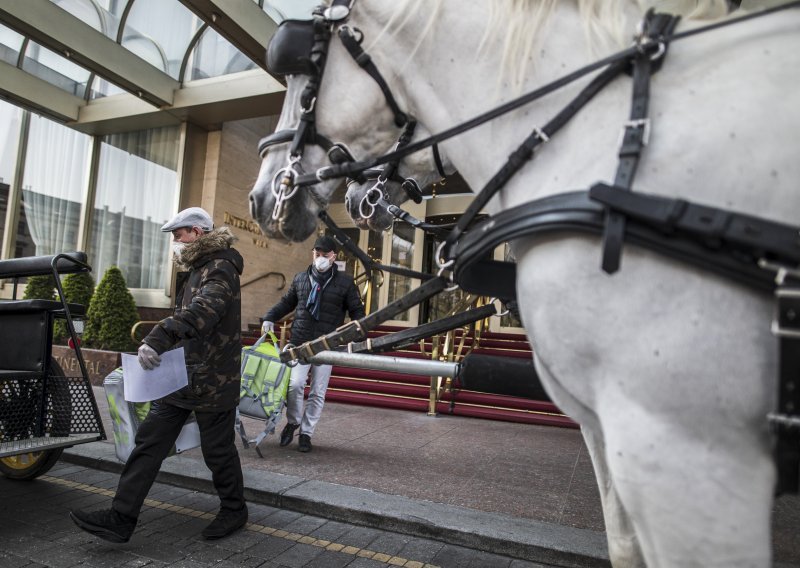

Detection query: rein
xmin=263 ymin=3 xmax=800 ymax=494
xmin=289 ymin=0 xmax=800 ymax=190
xmin=265 ymin=1 xmax=800 ymax=361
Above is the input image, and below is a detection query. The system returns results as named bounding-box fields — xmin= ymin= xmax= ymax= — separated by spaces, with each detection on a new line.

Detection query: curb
xmin=62 ymin=443 xmax=610 ymax=568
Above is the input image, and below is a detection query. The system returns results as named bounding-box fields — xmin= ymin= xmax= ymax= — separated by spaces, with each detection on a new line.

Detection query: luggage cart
xmin=0 ymin=252 xmax=105 ymax=479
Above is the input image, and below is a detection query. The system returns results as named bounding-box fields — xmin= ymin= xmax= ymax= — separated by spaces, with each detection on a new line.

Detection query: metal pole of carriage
xmin=303 ymin=350 xmax=459 ymax=379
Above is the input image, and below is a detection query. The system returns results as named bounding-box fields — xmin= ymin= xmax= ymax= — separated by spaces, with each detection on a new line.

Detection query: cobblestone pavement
xmin=0 ymin=463 xmax=556 ymax=568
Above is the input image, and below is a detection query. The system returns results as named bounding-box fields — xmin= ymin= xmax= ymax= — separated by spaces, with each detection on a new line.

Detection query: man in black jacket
xmin=262 ymin=235 xmax=365 ymax=453
xmin=70 ymin=207 xmax=247 ymax=543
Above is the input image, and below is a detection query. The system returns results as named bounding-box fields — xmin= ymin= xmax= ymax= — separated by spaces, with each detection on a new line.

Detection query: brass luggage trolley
xmin=0 ymin=252 xmax=105 ymax=480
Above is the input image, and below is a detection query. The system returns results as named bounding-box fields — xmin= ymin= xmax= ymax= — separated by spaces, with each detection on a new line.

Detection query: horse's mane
xmin=497 ymin=0 xmax=730 ymax=92
xmin=370 ymin=0 xmax=730 ymax=95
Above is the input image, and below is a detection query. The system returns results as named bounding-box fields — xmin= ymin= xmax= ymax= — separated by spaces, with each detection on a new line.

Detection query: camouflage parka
xmin=143 ymin=227 xmax=243 ymax=412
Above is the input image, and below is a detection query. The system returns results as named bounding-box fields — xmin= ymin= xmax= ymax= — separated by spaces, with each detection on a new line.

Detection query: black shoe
xmin=298 ymin=434 xmax=312 ymax=453
xmin=202 ymin=506 xmax=248 ymax=540
xmin=70 ymin=508 xmax=136 ymax=543
xmin=279 ymin=423 xmax=299 ymax=447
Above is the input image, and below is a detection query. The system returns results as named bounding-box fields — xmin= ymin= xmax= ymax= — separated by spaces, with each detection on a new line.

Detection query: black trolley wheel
xmin=0 ymin=358 xmax=68 ymax=480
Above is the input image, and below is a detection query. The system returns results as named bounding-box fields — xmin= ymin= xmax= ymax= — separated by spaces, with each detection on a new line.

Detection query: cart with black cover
xmin=0 ymin=252 xmax=105 ymax=480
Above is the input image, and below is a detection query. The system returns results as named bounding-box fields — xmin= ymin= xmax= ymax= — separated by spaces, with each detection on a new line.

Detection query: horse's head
xmin=249 ymin=3 xmax=408 ymax=242
xmin=344 ymin=125 xmax=455 ymax=232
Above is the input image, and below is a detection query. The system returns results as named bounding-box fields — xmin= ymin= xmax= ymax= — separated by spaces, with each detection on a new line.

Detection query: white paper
xmin=121 ymin=347 xmax=189 ymax=402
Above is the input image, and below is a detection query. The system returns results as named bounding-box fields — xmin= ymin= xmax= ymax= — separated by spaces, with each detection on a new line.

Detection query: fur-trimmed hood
xmin=176 ymin=226 xmax=241 ymax=271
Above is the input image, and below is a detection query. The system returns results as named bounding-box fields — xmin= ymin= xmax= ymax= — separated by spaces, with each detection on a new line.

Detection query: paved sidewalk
xmin=1 ymin=463 xmax=553 ymax=568
xmin=58 ymin=387 xmax=800 ymax=567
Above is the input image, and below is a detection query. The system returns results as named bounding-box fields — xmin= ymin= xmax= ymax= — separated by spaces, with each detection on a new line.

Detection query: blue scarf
xmin=306 ymin=267 xmax=333 ymax=320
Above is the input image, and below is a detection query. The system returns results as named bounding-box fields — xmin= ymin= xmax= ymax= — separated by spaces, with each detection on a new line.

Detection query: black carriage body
xmin=0 ymin=253 xmax=105 ymax=460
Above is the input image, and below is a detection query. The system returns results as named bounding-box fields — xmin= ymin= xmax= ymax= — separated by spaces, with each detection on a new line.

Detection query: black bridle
xmin=262 ymin=1 xmax=454 ymax=228
xmin=263 ymin=0 xmax=416 ymax=222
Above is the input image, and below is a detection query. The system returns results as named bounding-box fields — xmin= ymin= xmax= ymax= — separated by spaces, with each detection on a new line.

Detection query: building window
xmin=89 ymin=126 xmax=179 ymax=290
xmin=0 ymin=100 xmax=22 ymax=242
xmin=386 ymin=223 xmax=416 ymax=322
xmin=17 ymin=113 xmax=90 ymax=258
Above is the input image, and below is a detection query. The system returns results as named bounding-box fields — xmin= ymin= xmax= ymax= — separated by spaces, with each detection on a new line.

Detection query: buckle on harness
xmin=618 ymin=118 xmax=651 ymax=149
xmin=760 ymin=260 xmax=800 ymax=339
xmin=772 ymin=287 xmax=800 ymax=339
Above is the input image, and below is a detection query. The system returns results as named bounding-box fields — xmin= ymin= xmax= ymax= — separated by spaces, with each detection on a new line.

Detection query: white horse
xmin=250 ymin=1 xmax=800 ymax=566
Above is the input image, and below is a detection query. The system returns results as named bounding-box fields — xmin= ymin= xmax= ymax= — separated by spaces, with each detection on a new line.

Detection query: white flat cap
xmin=161 ymin=207 xmax=214 ymax=232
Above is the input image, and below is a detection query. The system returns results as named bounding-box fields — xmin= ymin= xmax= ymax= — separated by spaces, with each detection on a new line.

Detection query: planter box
xmin=52 ymin=344 xmax=124 ymax=386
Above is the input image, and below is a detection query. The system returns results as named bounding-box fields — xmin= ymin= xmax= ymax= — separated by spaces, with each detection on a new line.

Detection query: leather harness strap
xmin=318 ymin=211 xmax=436 ymax=281
xmin=590 ymin=184 xmax=800 ymax=264
xmin=385 ymin=204 xmax=452 ymax=240
xmin=338 ymin=26 xmax=407 ymax=127
xmin=452 ymin=191 xmax=800 ymax=298
xmin=770 ymin=270 xmax=800 ymax=494
xmin=438 ymin=59 xmax=631 ymax=262
xmin=291 ymin=0 xmax=800 ymax=189
xmin=280 ymin=276 xmax=449 ymax=364
xmin=601 ymin=11 xmax=681 ymax=273
xmin=348 ymin=303 xmax=497 ymax=354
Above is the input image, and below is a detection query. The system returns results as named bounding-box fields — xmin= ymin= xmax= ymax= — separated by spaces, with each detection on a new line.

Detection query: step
xmin=332 ymin=367 xmax=432 ymax=386
xmin=329 ymin=375 xmax=560 ymax=415
xmin=321 ymin=389 xmax=575 ymax=428
xmin=328 ymin=376 xmax=430 ymax=398
xmin=363 ymin=334 xmax=532 ymax=353
xmin=436 ymin=401 xmax=577 ymax=428
xmin=324 ymin=389 xmax=429 ymax=412
xmin=376 ymin=326 xmax=529 ymax=342
xmin=441 ymin=390 xmax=559 ymax=414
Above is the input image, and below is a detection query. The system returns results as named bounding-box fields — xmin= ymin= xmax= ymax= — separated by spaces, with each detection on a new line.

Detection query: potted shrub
xmin=84 ymin=266 xmax=140 ymax=352
xmin=53 ymin=271 xmax=95 ymax=344
xmin=22 ymin=274 xmax=56 ymax=301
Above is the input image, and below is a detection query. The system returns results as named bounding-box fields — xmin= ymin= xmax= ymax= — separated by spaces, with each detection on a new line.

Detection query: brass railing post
xmin=426 ymin=294 xmax=495 ymax=416
xmin=131 ymin=321 xmax=159 ymax=343
xmin=427 ymin=334 xmax=441 ymax=416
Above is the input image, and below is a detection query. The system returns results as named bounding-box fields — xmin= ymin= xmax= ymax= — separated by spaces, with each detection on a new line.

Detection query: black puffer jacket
xmin=144 ymin=227 xmax=243 ymax=412
xmin=264 ymin=264 xmax=365 ymax=345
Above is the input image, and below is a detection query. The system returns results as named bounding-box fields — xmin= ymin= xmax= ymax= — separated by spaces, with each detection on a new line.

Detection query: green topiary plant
xmin=54 ymin=271 xmax=95 ymax=344
xmin=84 ymin=266 xmax=139 ymax=352
xmin=22 ymin=274 xmax=56 ymax=301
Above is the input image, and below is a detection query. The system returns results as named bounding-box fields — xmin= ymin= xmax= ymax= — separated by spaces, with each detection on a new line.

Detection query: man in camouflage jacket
xmin=70 ymin=208 xmax=247 ymax=544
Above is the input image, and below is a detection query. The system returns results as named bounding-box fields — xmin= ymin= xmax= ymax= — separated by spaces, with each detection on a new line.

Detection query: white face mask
xmin=172 ymin=242 xmax=186 ymax=257
xmin=314 ymin=255 xmax=332 ymax=272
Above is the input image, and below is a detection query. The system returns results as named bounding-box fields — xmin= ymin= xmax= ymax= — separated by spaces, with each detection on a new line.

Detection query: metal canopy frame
xmin=0 ymin=0 xmax=286 ymax=132
xmin=178 ymin=0 xmax=277 ymax=72
xmin=0 ymin=0 xmax=178 ymax=108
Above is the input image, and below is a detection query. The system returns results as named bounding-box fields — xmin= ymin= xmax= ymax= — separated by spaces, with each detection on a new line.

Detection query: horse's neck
xmin=380 ymin=0 xmax=800 ymax=226
xmin=390 ymin=1 xmax=616 ymax=195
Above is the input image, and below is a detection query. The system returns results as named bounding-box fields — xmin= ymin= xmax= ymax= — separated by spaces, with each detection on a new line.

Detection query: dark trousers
xmin=112 ymin=401 xmax=244 ymax=520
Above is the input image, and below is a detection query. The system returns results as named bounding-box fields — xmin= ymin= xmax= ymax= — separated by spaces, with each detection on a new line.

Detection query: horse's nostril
xmin=249 ymin=192 xmax=258 ymax=218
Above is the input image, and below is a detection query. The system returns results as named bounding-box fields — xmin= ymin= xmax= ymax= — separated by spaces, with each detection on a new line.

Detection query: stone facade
xmin=184 ymin=117 xmax=315 ymax=330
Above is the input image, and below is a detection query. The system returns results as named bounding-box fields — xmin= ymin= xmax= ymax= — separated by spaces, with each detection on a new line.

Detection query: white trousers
xmin=285 ymin=363 xmax=333 ymax=437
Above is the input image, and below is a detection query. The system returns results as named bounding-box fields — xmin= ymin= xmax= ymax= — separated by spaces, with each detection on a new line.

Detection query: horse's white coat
xmin=249 ymin=2 xmax=800 ymax=565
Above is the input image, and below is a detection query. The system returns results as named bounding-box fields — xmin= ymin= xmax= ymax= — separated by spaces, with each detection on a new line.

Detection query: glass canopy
xmin=0 ymin=0 xmax=318 ymax=105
